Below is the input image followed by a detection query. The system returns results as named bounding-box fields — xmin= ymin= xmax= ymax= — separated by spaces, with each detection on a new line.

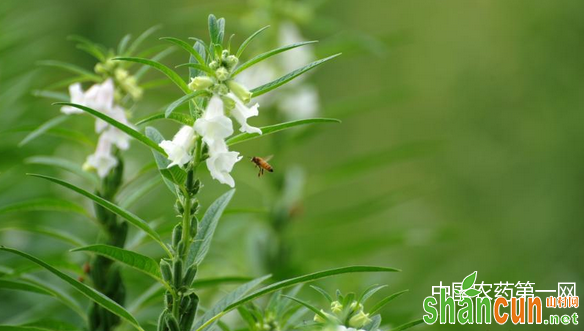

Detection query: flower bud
xmin=215 ymin=67 xmax=229 ymax=81
xmin=313 ymin=310 xmax=335 ymax=323
xmin=221 ymin=50 xmax=230 ymax=60
xmin=226 ymin=80 xmax=252 ymax=104
xmin=189 ymin=76 xmax=214 ymax=91
xmin=348 ymin=311 xmax=371 ymax=328
xmin=225 ymin=55 xmax=239 ymax=68
xmin=330 ymin=300 xmax=343 ymax=314
xmin=209 ymin=60 xmax=220 ymax=70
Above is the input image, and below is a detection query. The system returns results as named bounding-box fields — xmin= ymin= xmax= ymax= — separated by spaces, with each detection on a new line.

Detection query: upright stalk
xmin=88 ymin=153 xmax=127 ymax=331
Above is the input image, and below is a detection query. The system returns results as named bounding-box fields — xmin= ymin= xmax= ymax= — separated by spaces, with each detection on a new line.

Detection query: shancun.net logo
xmin=423 ymin=271 xmax=579 ymax=325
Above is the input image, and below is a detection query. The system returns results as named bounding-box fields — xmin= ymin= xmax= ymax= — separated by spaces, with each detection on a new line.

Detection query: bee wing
xmin=263 ymin=155 xmax=274 ymax=162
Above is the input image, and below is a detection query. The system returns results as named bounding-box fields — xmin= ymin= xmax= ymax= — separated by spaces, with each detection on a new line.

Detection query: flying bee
xmin=251 ymin=155 xmax=274 ymax=177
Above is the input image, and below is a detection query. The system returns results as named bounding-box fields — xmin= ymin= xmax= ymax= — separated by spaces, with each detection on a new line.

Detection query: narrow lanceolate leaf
xmin=0 ymin=247 xmax=143 ymax=331
xmin=0 ymin=198 xmax=89 ymax=218
xmin=37 ymin=60 xmax=101 ymax=81
xmin=208 ymin=14 xmax=225 ymax=45
xmin=126 ymin=25 xmax=162 ymax=56
xmin=282 ymin=296 xmax=328 ymax=320
xmin=389 ymin=319 xmax=424 ymax=331
xmin=232 ymin=41 xmax=318 ymax=76
xmin=0 ymin=225 xmax=86 ymax=247
xmin=23 ymin=319 xmax=79 ymax=331
xmin=236 ymin=26 xmax=270 ymax=58
xmin=20 ymin=275 xmax=86 ymax=319
xmin=193 ymin=275 xmax=271 ymax=331
xmin=52 ymin=102 xmax=166 ymax=155
xmin=113 ymin=57 xmax=189 ymax=93
xmin=226 ymin=118 xmax=341 ymax=146
xmin=309 ymin=285 xmax=333 ymax=302
xmin=160 ymin=37 xmax=206 ymax=66
xmin=187 ymin=190 xmax=235 ymax=266
xmin=358 ymin=284 xmax=387 ymax=305
xmin=32 ymin=90 xmax=69 ymax=102
xmin=71 ymin=244 xmax=161 ymax=281
xmin=195 ymin=266 xmax=399 ymax=331
xmin=165 ymin=90 xmax=209 ymax=118
xmin=250 ymin=53 xmax=341 ymax=97
xmin=28 ymin=174 xmax=169 ymax=256
xmin=0 ymin=279 xmax=52 ymax=296
xmin=26 ymin=156 xmax=99 ymax=184
xmin=135 ymin=111 xmax=194 ymax=126
xmin=120 ymin=176 xmax=161 ymax=209
xmin=19 ymin=116 xmax=68 ymax=147
xmin=369 ymin=289 xmax=409 ymax=314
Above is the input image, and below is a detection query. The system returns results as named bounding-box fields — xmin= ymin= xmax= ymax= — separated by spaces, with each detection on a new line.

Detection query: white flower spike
xmin=194 ymin=95 xmax=233 ymax=146
xmin=205 ymin=140 xmax=242 ymax=188
xmin=227 ymin=92 xmax=262 ymax=134
xmin=84 ymin=134 xmax=118 ymax=178
xmin=159 ymin=125 xmax=195 ymax=168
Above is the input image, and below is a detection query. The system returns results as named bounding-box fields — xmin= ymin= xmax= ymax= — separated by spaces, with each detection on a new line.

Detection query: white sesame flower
xmin=278 ymin=85 xmax=319 ymax=120
xmin=60 ymin=83 xmax=85 ymax=114
xmin=84 ymin=134 xmax=118 ymax=178
xmin=227 ymin=93 xmax=262 ymax=134
xmin=159 ymin=126 xmax=195 ymax=168
xmin=205 ymin=140 xmax=242 ymax=188
xmin=194 ymin=95 xmax=233 ymax=145
xmin=95 ymin=105 xmax=131 ymax=150
xmin=336 ymin=326 xmax=364 ymax=331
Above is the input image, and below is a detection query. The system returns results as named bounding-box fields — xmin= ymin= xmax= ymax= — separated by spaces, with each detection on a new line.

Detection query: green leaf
xmin=188 ymin=190 xmax=235 ymax=266
xmin=175 ymin=63 xmax=216 ymax=76
xmin=462 ymin=271 xmax=477 ymax=291
xmin=193 ymin=275 xmax=271 ymax=331
xmin=309 ymin=285 xmax=332 ymax=302
xmin=0 ymin=326 xmax=50 ymax=331
xmin=208 ymin=14 xmax=225 ymax=45
xmin=120 ymin=176 xmax=161 ymax=209
xmin=126 ymin=25 xmax=162 ymax=56
xmin=68 ymin=35 xmax=107 ymax=61
xmin=117 ymin=34 xmax=132 ymax=55
xmin=189 ymin=41 xmax=207 ymax=80
xmin=464 ymin=288 xmax=481 ymax=297
xmin=226 ymin=118 xmax=341 ymax=146
xmin=37 ymin=60 xmax=101 ymax=81
xmin=236 ymin=26 xmax=270 ymax=58
xmin=25 ymin=155 xmax=98 ymax=184
xmin=389 ymin=319 xmax=424 ymax=331
xmin=232 ymin=41 xmax=318 ymax=76
xmin=144 ymin=127 xmax=180 ymax=195
xmin=135 ymin=111 xmax=194 ymax=126
xmin=160 ymin=37 xmax=206 ymax=67
xmin=19 ymin=116 xmax=68 ymax=147
xmin=281 ymin=296 xmax=328 ymax=320
xmin=20 ymin=275 xmax=86 ymax=319
xmin=113 ymin=57 xmax=189 ymax=93
xmin=195 ymin=266 xmax=399 ymax=331
xmin=0 ymin=279 xmax=52 ymax=296
xmin=0 ymin=225 xmax=87 ymax=247
xmin=369 ymin=289 xmax=409 ymax=314
xmin=22 ymin=319 xmax=79 ymax=331
xmin=250 ymin=53 xmax=341 ymax=97
xmin=0 ymin=247 xmax=143 ymax=331
xmin=52 ymin=102 xmax=166 ymax=155
xmin=28 ymin=174 xmax=170 ymax=256
xmin=32 ymin=90 xmax=69 ymax=102
xmin=71 ymin=244 xmax=162 ymax=281
xmin=165 ymin=90 xmax=209 ymax=118
xmin=134 ymin=47 xmax=177 ymax=80
xmin=0 ymin=198 xmax=89 ymax=218
xmin=358 ymin=284 xmax=387 ymax=305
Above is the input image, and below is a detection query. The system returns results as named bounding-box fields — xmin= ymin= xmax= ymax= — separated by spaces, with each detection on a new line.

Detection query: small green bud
xmin=331 ymin=300 xmax=343 ymax=314
xmin=348 ymin=310 xmax=371 ymax=328
xmin=225 ymin=55 xmax=238 ymax=68
xmin=226 ymin=80 xmax=252 ymax=104
xmin=349 ymin=301 xmax=364 ymax=313
xmin=172 ymin=224 xmax=182 ymax=247
xmin=221 ymin=50 xmax=230 ymax=60
xmin=115 ymin=68 xmax=129 ymax=81
xmin=160 ymin=260 xmax=172 ymax=283
xmin=173 ymin=259 xmax=183 ymax=287
xmin=215 ymin=67 xmax=229 ymax=81
xmin=313 ymin=310 xmax=335 ymax=323
xmin=209 ymin=60 xmax=220 ymax=70
xmin=188 ymin=76 xmax=214 ymax=91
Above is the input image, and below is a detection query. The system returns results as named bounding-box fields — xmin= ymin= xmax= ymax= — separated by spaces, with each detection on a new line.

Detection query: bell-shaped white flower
xmin=61 ymin=83 xmax=85 ymax=114
xmin=95 ymin=105 xmax=131 ymax=150
xmin=84 ymin=134 xmax=118 ymax=178
xmin=227 ymin=93 xmax=262 ymax=134
xmin=205 ymin=140 xmax=242 ymax=188
xmin=194 ymin=95 xmax=233 ymax=145
xmin=159 ymin=126 xmax=195 ymax=168
xmin=62 ymin=79 xmax=115 ymax=115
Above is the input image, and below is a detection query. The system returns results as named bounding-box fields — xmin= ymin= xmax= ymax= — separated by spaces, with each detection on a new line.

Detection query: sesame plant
xmin=0 ymin=13 xmax=420 ymax=331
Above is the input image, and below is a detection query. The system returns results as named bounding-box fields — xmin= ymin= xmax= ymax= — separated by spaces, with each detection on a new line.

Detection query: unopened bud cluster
xmin=95 ymin=58 xmax=143 ymax=100
xmin=314 ymin=300 xmax=372 ymax=330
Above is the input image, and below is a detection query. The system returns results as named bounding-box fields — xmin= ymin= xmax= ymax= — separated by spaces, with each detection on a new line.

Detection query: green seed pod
xmin=173 ymin=259 xmax=183 ymax=287
xmin=157 ymin=310 xmax=169 ymax=331
xmin=160 ymin=259 xmax=173 ymax=283
xmin=165 ymin=314 xmax=180 ymax=331
xmin=174 ymin=199 xmax=184 ymax=215
xmin=180 ymin=294 xmax=199 ymax=331
xmin=183 ymin=265 xmax=198 ymax=287
xmin=190 ymin=215 xmax=199 ymax=235
xmin=172 ymin=224 xmax=183 ymax=248
xmin=164 ymin=291 xmax=173 ymax=308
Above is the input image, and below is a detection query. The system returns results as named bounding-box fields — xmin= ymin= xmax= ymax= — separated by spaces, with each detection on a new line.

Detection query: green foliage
xmin=232 ymin=41 xmax=318 ymax=76
xmin=113 ymin=57 xmax=189 ymax=93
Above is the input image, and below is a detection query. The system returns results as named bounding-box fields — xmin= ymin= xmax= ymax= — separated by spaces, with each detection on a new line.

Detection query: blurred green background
xmin=1 ymin=1 xmax=583 ymax=330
